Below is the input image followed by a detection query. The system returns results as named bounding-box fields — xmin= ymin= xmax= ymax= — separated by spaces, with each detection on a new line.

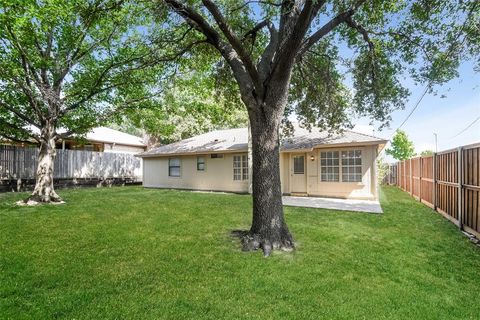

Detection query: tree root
xmin=231 ymin=229 xmax=295 ymax=257
xmin=23 ymin=191 xmax=63 ymax=205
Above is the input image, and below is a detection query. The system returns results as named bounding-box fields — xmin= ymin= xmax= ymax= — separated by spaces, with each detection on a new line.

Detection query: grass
xmin=1 ymin=186 xmax=479 ymax=319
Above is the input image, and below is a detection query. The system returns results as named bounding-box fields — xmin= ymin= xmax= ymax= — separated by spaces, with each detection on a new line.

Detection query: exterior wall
xmin=280 ymin=153 xmax=290 ymax=194
xmin=142 ymin=153 xmax=249 ymax=193
xmin=143 ymin=145 xmax=380 ymax=199
xmin=281 ymin=145 xmax=379 ymax=200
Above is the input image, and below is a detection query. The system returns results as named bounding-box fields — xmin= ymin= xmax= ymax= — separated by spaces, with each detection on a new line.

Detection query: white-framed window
xmin=233 ymin=155 xmax=248 ymax=181
xmin=197 ymin=156 xmax=205 ymax=171
xmin=293 ymin=155 xmax=305 ymax=174
xmin=320 ymin=151 xmax=339 ymax=182
xmin=168 ymin=158 xmax=181 ymax=177
xmin=341 ymin=150 xmax=362 ymax=182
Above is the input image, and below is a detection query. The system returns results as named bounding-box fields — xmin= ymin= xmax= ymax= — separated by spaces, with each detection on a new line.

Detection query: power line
xmin=387 ymin=1 xmax=477 ymax=142
xmin=448 ymin=115 xmax=480 ymax=139
xmin=387 ymin=85 xmax=429 ymax=140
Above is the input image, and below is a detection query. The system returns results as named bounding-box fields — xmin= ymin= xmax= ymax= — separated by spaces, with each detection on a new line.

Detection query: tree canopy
xmin=154 ymin=0 xmax=480 ymax=134
xmin=420 ymin=150 xmax=434 ymax=157
xmin=0 ymin=0 xmax=166 ymax=144
xmin=114 ymin=65 xmax=248 ymax=146
xmin=386 ymin=130 xmax=416 ymax=160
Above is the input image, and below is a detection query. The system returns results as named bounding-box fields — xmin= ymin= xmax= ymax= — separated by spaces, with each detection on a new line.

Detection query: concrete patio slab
xmin=283 ymin=196 xmax=383 ymax=213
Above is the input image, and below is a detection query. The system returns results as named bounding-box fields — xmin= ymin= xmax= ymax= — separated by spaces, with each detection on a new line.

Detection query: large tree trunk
xmin=241 ymin=104 xmax=294 ymax=256
xmin=26 ymin=123 xmax=62 ymax=203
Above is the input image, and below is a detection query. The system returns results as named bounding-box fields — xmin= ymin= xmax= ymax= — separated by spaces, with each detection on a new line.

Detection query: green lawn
xmin=1 ymin=186 xmax=479 ymax=319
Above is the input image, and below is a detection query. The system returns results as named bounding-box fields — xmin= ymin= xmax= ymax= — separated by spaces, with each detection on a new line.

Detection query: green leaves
xmin=116 ymin=63 xmax=248 ymax=144
xmin=386 ymin=130 xmax=416 ymax=160
xmin=289 ymin=40 xmax=352 ymax=132
xmin=352 ymin=46 xmax=409 ymax=128
xmin=0 ymin=0 xmax=163 ymax=141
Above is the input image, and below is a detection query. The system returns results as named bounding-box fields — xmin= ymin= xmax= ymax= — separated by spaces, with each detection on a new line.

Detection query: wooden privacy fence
xmin=396 ymin=143 xmax=480 ymax=239
xmin=382 ymin=164 xmax=397 ymax=185
xmin=0 ymin=145 xmax=142 ymax=181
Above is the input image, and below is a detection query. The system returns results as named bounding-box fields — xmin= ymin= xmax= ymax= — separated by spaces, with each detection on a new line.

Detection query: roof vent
xmin=214 ymin=139 xmax=219 ymax=142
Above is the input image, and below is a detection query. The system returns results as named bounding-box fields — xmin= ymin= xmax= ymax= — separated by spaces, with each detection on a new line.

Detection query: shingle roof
xmin=280 ymin=126 xmax=386 ymax=151
xmin=139 ymin=128 xmax=248 ymax=157
xmin=138 ymin=126 xmax=386 ymax=157
xmin=85 ymin=127 xmax=146 ymax=147
xmin=28 ymin=126 xmax=146 ymax=147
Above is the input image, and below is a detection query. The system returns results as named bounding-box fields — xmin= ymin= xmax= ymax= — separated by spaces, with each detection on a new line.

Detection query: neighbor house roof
xmin=84 ymin=127 xmax=146 ymax=147
xmin=138 ymin=126 xmax=387 ymax=158
xmin=22 ymin=126 xmax=146 ymax=147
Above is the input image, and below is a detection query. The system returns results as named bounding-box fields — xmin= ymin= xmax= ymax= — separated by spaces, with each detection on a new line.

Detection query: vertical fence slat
xmin=385 ymin=143 xmax=479 ymax=239
xmin=0 ymin=145 xmax=142 ymax=188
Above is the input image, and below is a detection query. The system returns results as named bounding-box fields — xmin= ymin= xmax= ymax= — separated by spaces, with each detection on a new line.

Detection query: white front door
xmin=291 ymin=154 xmax=307 ymax=193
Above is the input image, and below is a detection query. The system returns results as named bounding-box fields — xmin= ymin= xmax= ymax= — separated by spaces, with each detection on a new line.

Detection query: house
xmin=56 ymin=127 xmax=146 ymax=154
xmin=137 ymin=126 xmax=387 ymax=200
xmin=3 ymin=127 xmax=146 ymax=155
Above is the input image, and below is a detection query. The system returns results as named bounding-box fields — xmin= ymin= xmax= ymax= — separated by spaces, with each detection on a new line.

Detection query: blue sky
xmin=353 ymin=60 xmax=480 ymax=159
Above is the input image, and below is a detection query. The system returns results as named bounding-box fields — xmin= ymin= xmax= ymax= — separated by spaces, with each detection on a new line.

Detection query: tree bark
xmin=26 ymin=122 xmax=62 ymax=203
xmin=241 ymin=104 xmax=294 ymax=256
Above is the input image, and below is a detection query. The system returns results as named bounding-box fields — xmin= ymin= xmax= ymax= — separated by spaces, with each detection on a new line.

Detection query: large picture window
xmin=320 ymin=151 xmax=339 ymax=182
xmin=233 ymin=155 xmax=248 ymax=181
xmin=168 ymin=158 xmax=181 ymax=177
xmin=341 ymin=150 xmax=362 ymax=182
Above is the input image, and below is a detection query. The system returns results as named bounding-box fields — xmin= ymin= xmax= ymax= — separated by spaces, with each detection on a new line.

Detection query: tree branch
xmin=229 ymin=0 xmax=282 ymax=14
xmin=242 ymin=19 xmax=270 ymax=40
xmin=298 ymin=0 xmax=367 ymax=57
xmin=0 ymin=119 xmax=40 ymax=142
xmin=345 ymin=16 xmax=377 ymax=85
xmin=164 ymin=0 xmax=257 ymax=106
xmin=201 ymin=0 xmax=260 ymax=88
xmin=0 ymin=134 xmax=35 ymax=145
xmin=0 ymin=100 xmax=41 ymax=128
xmin=257 ymin=22 xmax=279 ymax=81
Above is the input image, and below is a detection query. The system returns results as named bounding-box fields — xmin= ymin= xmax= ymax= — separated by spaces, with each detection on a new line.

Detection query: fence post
xmin=457 ymin=147 xmax=463 ymax=230
xmin=13 ymin=146 xmax=17 ymax=179
xmin=433 ymin=152 xmax=437 ymax=211
xmin=419 ymin=157 xmax=422 ymax=202
xmin=409 ymin=158 xmax=413 ymax=195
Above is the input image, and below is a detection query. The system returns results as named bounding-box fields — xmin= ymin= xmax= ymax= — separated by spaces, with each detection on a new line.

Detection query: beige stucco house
xmin=137 ymin=127 xmax=387 ymax=200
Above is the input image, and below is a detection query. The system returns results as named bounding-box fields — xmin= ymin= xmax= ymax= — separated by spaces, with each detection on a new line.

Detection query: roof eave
xmin=136 ymin=148 xmax=249 ymax=158
xmin=280 ymin=140 xmax=388 ymax=152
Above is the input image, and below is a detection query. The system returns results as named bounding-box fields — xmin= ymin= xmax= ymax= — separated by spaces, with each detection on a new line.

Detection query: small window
xmin=197 ymin=156 xmax=205 ymax=171
xmin=341 ymin=150 xmax=362 ymax=182
xmin=293 ymin=155 xmax=305 ymax=174
xmin=168 ymin=158 xmax=181 ymax=177
xmin=211 ymin=154 xmax=223 ymax=159
xmin=233 ymin=155 xmax=248 ymax=181
xmin=320 ymin=151 xmax=339 ymax=182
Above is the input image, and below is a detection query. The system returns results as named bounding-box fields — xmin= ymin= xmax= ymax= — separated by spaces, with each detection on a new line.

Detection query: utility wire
xmin=387 ymin=85 xmax=430 ymax=140
xmin=387 ymin=1 xmax=477 ymax=142
xmin=447 ymin=115 xmax=480 ymax=139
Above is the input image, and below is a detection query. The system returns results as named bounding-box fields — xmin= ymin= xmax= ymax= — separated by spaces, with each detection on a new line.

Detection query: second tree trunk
xmin=27 ymin=125 xmax=62 ymax=203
